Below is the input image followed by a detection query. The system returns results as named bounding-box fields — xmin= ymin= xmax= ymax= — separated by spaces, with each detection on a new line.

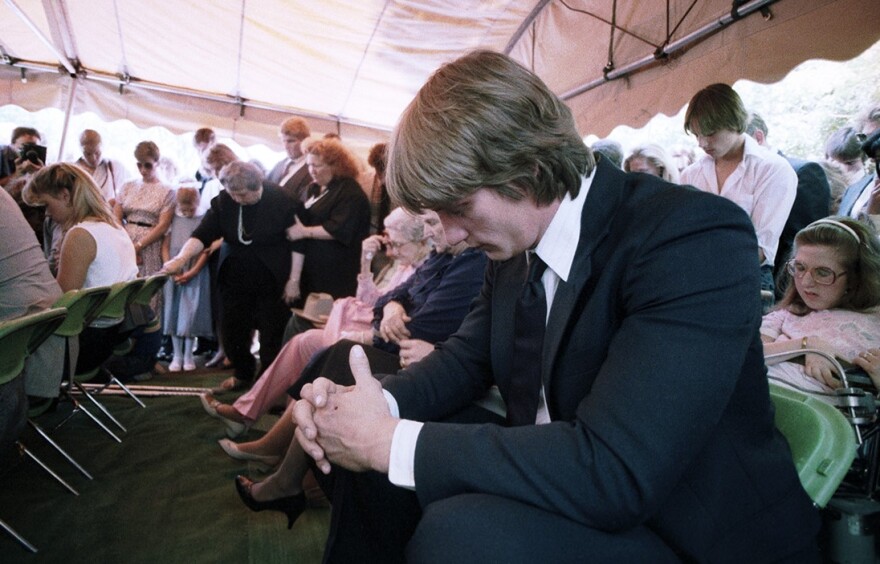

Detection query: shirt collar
xmin=534 ymin=169 xmax=594 ymax=283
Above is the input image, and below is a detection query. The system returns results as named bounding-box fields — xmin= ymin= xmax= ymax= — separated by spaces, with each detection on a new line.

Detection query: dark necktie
xmin=507 ymin=254 xmax=548 ymax=426
xmin=307 ymin=184 xmax=322 ymax=199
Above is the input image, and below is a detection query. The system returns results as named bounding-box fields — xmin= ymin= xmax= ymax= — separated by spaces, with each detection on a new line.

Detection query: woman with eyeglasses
xmin=114 ymin=141 xmax=174 ymax=281
xmin=762 ymin=217 xmax=880 ymax=393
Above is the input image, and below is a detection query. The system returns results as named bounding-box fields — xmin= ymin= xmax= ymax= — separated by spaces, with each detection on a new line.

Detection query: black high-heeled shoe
xmin=234 ymin=475 xmax=306 ymax=530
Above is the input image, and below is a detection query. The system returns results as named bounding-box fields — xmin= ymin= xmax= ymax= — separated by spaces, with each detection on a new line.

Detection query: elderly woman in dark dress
xmin=163 ymin=161 xmax=301 ymax=392
xmin=286 ymin=138 xmax=370 ymax=304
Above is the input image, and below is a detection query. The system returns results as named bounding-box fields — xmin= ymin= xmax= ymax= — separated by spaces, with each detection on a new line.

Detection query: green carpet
xmin=1 ymin=368 xmax=329 ymax=563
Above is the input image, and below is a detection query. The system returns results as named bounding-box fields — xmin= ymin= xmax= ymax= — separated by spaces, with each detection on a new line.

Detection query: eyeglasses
xmin=786 ymin=260 xmax=847 ymax=285
xmin=386 ymin=240 xmax=412 ymax=250
xmin=136 ymin=161 xmax=155 ymax=170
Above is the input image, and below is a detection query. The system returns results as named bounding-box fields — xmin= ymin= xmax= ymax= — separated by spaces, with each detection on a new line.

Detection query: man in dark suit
xmin=837 ymin=105 xmax=880 ymax=218
xmin=267 ymin=116 xmax=313 ymax=202
xmin=745 ymin=113 xmax=831 ymax=292
xmin=294 ymin=51 xmax=819 ymax=562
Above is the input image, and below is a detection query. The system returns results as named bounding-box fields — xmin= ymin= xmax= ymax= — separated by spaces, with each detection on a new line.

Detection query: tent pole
xmin=57 ymin=76 xmax=78 ymax=161
xmin=560 ymin=0 xmax=778 ymax=101
xmin=3 ymin=0 xmax=77 ymax=75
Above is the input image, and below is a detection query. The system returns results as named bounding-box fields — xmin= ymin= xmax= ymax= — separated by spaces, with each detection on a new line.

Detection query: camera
xmin=862 ymin=128 xmax=880 ymax=174
xmin=19 ymin=142 xmax=47 ymax=165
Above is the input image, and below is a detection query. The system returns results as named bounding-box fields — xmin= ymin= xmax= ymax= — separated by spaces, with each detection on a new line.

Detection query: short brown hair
xmin=386 ymin=50 xmax=593 ymax=213
xmin=684 ymin=84 xmax=748 ymax=136
xmin=193 ymin=128 xmax=216 ymax=147
xmin=134 ymin=141 xmax=161 ymax=162
xmin=280 ymin=117 xmax=310 ymax=140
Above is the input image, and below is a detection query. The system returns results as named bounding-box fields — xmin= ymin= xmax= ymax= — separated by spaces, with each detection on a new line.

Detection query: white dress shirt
xmin=680 ymin=135 xmax=796 ymax=266
xmin=387 ymin=171 xmax=595 ymax=489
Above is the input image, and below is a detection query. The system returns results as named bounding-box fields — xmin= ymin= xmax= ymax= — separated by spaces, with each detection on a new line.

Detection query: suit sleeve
xmin=391 ymin=194 xmax=765 ymax=531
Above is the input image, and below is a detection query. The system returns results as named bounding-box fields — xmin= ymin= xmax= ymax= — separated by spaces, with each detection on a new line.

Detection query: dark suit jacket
xmin=382 ymin=160 xmax=818 ymax=561
xmin=773 ymin=155 xmax=831 ymax=282
xmin=838 ymin=173 xmax=876 ymax=217
xmin=268 ymin=157 xmax=312 ymax=203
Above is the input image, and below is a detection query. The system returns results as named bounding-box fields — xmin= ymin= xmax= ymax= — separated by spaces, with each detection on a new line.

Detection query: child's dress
xmin=163 ymin=213 xmax=213 ymax=338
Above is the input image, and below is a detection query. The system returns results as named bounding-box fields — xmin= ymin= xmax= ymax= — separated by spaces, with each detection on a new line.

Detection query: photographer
xmin=0 ymin=126 xmax=45 ymax=187
xmin=1 ymin=127 xmax=49 ymax=245
xmin=838 ymin=105 xmax=880 ymax=219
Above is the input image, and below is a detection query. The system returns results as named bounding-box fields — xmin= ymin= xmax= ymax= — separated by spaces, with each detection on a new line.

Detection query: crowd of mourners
xmin=2 ymin=63 xmax=880 ymax=560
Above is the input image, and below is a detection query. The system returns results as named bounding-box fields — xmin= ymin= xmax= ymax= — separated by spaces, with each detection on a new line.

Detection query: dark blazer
xmin=838 ymin=173 xmax=876 ymax=217
xmin=382 ymin=160 xmax=818 ymax=561
xmin=268 ymin=157 xmax=312 ymax=203
xmin=773 ymin=156 xmax=831 ymax=281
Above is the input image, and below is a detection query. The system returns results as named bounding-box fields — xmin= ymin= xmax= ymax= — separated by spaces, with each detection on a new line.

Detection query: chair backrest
xmin=0 ymin=308 xmax=68 ymax=386
xmin=52 ymin=286 xmax=112 ymax=337
xmin=93 ymin=279 xmax=145 ymax=324
xmin=131 ymin=274 xmax=169 ymax=307
xmin=769 ymin=382 xmax=858 ymax=507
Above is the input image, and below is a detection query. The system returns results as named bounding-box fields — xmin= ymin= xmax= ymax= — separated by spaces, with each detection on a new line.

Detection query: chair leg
xmin=58 ymin=389 xmax=122 ymax=443
xmin=0 ymin=518 xmax=37 ymax=553
xmin=72 ymin=381 xmax=127 ymax=432
xmin=109 ymin=376 xmax=147 ymax=408
xmin=27 ymin=419 xmax=93 ymax=480
xmin=16 ymin=442 xmax=79 ymax=496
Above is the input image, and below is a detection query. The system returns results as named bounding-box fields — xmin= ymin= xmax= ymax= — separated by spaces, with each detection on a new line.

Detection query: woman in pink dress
xmin=200 ymin=208 xmax=431 ymax=436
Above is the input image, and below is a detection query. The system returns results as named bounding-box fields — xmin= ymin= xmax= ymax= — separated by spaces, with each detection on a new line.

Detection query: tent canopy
xmin=0 ymin=0 xmax=877 ymax=148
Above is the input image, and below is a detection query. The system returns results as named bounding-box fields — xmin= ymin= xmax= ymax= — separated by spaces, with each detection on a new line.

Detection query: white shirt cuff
xmin=382 ymin=389 xmax=400 ymax=417
xmin=388 ymin=419 xmax=423 ymax=490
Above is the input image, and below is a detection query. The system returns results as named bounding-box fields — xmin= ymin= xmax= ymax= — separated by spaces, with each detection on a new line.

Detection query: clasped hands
xmin=293 ymin=345 xmax=398 ymax=475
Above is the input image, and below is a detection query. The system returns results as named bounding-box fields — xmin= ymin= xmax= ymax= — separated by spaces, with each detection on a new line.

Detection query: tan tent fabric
xmin=0 ymin=0 xmax=877 ymax=146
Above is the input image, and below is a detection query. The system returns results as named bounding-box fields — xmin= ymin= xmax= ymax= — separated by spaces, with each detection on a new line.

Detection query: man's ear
xmin=754 ymin=130 xmax=766 ymax=146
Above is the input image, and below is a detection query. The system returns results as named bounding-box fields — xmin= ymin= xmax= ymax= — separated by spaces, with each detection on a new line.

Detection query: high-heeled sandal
xmin=235 ymin=475 xmax=306 ymax=530
xmin=199 ymin=393 xmax=250 ymax=438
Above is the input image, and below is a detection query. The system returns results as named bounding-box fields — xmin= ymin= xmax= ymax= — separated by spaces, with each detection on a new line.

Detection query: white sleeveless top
xmin=71 ymin=220 xmax=139 ymax=288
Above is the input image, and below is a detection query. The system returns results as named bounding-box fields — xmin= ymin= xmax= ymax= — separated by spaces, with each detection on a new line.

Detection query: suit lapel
xmin=542 ymin=160 xmax=624 ymax=385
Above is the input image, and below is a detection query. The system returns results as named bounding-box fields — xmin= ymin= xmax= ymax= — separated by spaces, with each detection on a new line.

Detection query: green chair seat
xmin=92 ymin=279 xmax=145 ymax=326
xmin=0 ymin=308 xmax=68 ymax=386
xmin=131 ymin=274 xmax=169 ymax=307
xmin=52 ymin=286 xmax=112 ymax=337
xmin=769 ymin=383 xmax=858 ymax=508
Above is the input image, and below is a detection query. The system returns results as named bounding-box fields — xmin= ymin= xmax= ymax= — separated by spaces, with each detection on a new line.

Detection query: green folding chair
xmin=769 ymin=382 xmax=858 ymax=508
xmin=131 ymin=273 xmax=169 ymax=307
xmin=111 ymin=273 xmax=167 ymax=358
xmin=43 ymin=285 xmax=121 ymax=448
xmin=71 ymin=279 xmax=146 ymax=429
xmin=0 ymin=308 xmax=74 ymax=554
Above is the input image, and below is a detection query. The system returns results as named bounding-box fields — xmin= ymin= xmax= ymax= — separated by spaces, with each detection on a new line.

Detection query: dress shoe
xmin=218 ymin=438 xmax=280 ymax=465
xmin=183 ymin=360 xmax=197 ymax=371
xmin=200 ymin=393 xmax=250 ymax=438
xmin=235 ymin=475 xmax=306 ymax=529
xmin=216 ymin=376 xmax=249 ymax=392
xmin=168 ymin=358 xmax=182 ymax=372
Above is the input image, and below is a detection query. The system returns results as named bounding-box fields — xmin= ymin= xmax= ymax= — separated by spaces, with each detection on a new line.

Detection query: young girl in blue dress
xmin=161 ymin=187 xmax=213 ymax=371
